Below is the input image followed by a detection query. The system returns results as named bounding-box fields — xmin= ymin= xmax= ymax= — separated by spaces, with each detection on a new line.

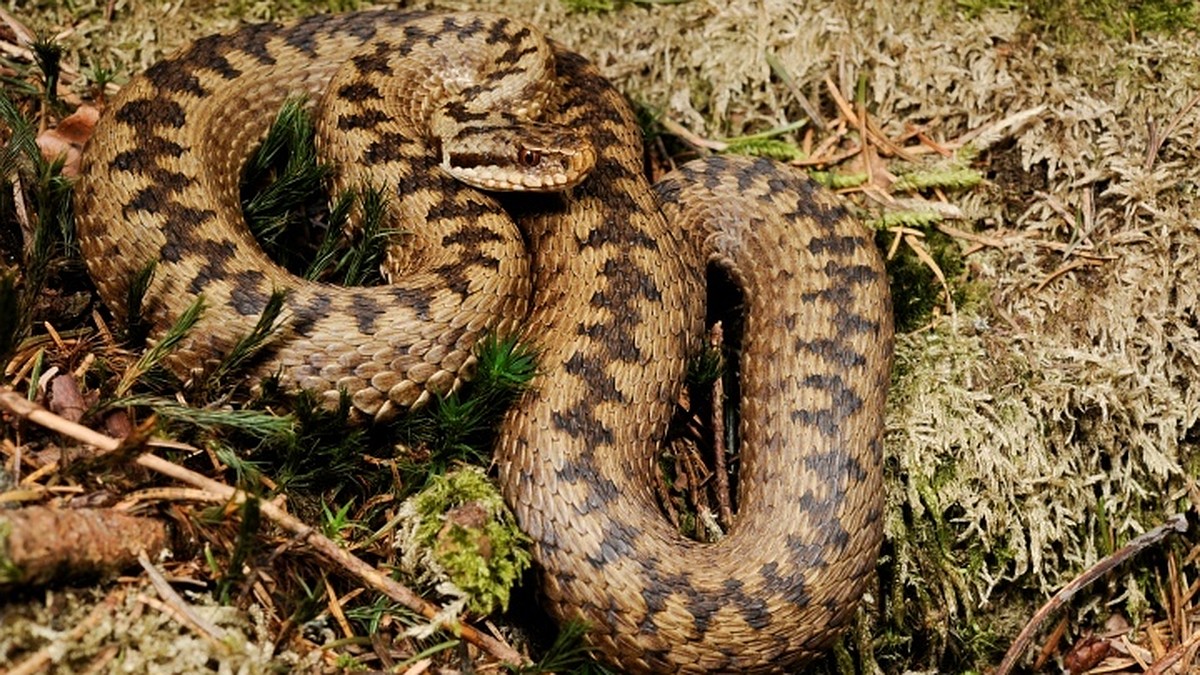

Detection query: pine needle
xmin=114 ymin=296 xmax=204 ymax=397
xmin=198 ymin=289 xmax=288 ymax=394
xmin=124 ymin=261 xmax=157 ymax=346
xmin=337 ymin=187 xmax=392 ymax=286
xmin=112 ymin=394 xmax=295 ymax=441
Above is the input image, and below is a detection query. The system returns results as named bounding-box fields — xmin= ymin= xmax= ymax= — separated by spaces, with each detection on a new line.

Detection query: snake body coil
xmin=75 ymin=10 xmax=893 ymax=672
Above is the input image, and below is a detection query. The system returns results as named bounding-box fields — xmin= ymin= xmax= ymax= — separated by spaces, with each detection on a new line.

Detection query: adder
xmin=74 ymin=10 xmax=893 ymax=673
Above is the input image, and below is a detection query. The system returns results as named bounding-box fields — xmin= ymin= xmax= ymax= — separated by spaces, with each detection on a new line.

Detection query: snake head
xmin=438 ymin=121 xmax=596 ymax=192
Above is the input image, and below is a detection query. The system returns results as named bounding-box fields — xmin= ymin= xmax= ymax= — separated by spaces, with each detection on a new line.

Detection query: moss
xmin=219 ymin=0 xmax=364 ymax=20
xmin=879 ymin=228 xmax=966 ymax=333
xmin=720 ymin=121 xmax=807 ymax=161
xmin=0 ymin=519 xmax=21 ymax=584
xmin=955 ymin=0 xmax=1198 ymax=41
xmin=0 ymin=587 xmax=286 ymax=671
xmin=410 ymin=467 xmax=532 ymax=616
xmin=809 ymin=171 xmax=870 ymax=190
xmin=891 ymin=166 xmax=983 ymax=193
xmin=333 ymin=652 xmax=369 ymax=670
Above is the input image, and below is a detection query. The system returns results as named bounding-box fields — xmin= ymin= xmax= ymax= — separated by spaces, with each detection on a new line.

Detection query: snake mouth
xmin=445 ymin=145 xmax=596 ymax=191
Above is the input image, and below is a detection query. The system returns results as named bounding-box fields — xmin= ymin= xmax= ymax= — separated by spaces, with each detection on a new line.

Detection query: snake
xmin=73 ymin=10 xmax=893 ymax=673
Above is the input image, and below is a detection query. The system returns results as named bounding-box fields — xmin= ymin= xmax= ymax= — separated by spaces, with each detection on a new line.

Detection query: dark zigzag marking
xmin=229 ymin=270 xmax=269 ymax=316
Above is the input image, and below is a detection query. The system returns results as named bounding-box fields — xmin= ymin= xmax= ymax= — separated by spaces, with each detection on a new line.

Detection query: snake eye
xmin=518 ymin=146 xmax=541 ymax=167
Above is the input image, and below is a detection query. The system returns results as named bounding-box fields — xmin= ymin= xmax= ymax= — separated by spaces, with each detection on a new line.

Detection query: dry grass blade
xmin=953 ymin=105 xmax=1048 ymax=153
xmin=1034 ymin=258 xmax=1103 ymax=294
xmin=657 ymin=116 xmax=729 ymax=152
xmin=764 ymin=50 xmax=826 ymax=131
xmin=0 ymin=8 xmax=35 ymax=50
xmin=1144 ymin=90 xmax=1200 ymax=171
xmin=138 ymin=551 xmax=229 ymax=645
xmin=901 ymin=232 xmax=948 ymax=292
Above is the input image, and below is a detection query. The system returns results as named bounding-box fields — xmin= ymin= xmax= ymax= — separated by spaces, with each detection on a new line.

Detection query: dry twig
xmin=0 ymin=505 xmax=169 ymax=585
xmin=996 ymin=513 xmax=1190 ymax=675
xmin=138 ymin=550 xmax=230 ymax=645
xmin=708 ymin=322 xmax=733 ymax=528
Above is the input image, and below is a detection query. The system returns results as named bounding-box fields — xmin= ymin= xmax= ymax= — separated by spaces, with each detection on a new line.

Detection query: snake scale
xmin=74 ymin=10 xmax=893 ymax=672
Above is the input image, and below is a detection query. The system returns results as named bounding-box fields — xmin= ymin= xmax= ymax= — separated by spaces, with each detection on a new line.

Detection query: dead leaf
xmin=36 ymin=105 xmax=98 ymax=177
xmin=48 ymin=373 xmax=87 ymax=423
xmin=1065 ymin=634 xmax=1113 ymax=674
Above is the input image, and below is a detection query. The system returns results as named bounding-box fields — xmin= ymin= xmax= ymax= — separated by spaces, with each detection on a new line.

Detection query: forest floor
xmin=3 ymin=0 xmax=1200 ymax=672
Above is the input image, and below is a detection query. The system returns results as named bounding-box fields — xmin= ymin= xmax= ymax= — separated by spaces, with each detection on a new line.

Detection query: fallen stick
xmin=995 ymin=513 xmax=1190 ymax=675
xmin=0 ymin=505 xmax=168 ymax=586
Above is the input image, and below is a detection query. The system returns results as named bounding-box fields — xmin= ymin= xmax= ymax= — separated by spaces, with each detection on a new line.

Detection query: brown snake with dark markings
xmin=74 ymin=10 xmax=893 ymax=672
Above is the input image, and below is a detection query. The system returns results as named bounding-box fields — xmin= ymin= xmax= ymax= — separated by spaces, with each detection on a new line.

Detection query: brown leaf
xmin=1065 ymin=634 xmax=1112 ymax=675
xmin=48 ymin=373 xmax=87 ymax=423
xmin=104 ymin=409 xmax=133 ymax=440
xmin=36 ymin=105 xmax=99 ymax=177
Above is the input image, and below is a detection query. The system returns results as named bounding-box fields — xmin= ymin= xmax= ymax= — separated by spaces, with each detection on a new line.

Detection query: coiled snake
xmin=74 ymin=10 xmax=893 ymax=672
